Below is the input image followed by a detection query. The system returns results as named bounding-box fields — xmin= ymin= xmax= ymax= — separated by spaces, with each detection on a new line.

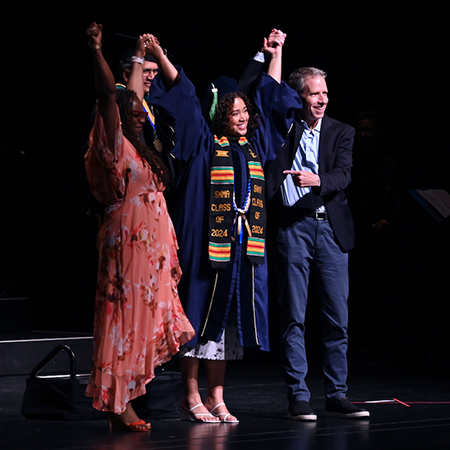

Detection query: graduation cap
xmin=201 ymin=75 xmax=240 ymax=123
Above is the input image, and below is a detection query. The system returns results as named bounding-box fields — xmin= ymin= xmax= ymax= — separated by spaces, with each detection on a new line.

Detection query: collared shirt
xmin=253 ymin=51 xmax=265 ymax=63
xmin=281 ymin=119 xmax=324 ymax=210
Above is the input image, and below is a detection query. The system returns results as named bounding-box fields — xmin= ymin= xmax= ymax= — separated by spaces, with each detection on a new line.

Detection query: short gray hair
xmin=288 ymin=67 xmax=327 ymax=95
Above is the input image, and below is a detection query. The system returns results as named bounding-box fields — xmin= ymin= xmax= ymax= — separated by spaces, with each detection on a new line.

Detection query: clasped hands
xmin=86 ymin=22 xmax=163 ymax=58
xmin=135 ymin=33 xmax=164 ymax=59
xmin=263 ymin=28 xmax=287 ymax=56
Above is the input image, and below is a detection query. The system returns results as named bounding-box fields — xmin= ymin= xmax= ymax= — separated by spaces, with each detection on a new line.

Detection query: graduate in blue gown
xmin=145 ymin=30 xmax=300 ymax=422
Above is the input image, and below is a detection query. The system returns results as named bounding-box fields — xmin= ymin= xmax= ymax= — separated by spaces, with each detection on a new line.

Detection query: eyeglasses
xmin=132 ymin=110 xmax=148 ymax=120
xmin=143 ymin=68 xmax=159 ymax=75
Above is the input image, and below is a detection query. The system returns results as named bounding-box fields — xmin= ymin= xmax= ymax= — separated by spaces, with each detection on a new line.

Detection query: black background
xmin=1 ymin=2 xmax=449 ymax=364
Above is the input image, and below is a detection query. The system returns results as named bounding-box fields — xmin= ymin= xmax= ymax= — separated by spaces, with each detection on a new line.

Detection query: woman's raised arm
xmin=86 ymin=22 xmax=116 ymax=149
xmin=264 ymin=29 xmax=286 ymax=83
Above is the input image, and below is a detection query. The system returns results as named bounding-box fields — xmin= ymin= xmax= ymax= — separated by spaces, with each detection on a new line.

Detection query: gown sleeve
xmin=84 ymin=106 xmax=126 ymax=206
xmin=252 ymin=73 xmax=303 ymax=164
xmin=149 ymin=68 xmax=213 ymax=162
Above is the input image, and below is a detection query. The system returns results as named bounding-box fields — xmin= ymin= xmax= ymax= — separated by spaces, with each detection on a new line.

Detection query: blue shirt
xmin=281 ymin=119 xmax=323 ymax=209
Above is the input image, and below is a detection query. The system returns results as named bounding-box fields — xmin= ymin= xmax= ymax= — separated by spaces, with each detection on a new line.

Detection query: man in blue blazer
xmin=265 ymin=67 xmax=369 ymax=421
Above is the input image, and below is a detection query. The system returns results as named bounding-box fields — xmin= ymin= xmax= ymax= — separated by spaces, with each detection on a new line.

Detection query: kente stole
xmin=209 ymin=135 xmax=266 ymax=269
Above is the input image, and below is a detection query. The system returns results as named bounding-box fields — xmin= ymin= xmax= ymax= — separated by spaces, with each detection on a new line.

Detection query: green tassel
xmin=209 ymin=83 xmax=218 ymax=122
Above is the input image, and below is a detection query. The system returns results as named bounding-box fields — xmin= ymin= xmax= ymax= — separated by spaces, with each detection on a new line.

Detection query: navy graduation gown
xmin=149 ymin=69 xmax=301 ymax=351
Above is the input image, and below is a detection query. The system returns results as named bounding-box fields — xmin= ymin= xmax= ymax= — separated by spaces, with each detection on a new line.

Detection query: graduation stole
xmin=209 ymin=135 xmax=266 ymax=269
xmin=142 ymin=98 xmax=156 ymax=129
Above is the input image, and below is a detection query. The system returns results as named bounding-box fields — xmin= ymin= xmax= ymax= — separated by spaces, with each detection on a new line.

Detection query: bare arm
xmin=264 ymin=29 xmax=286 ymax=83
xmin=144 ymin=35 xmax=180 ymax=89
xmin=126 ymin=34 xmax=151 ymax=101
xmin=86 ymin=22 xmax=116 ymax=150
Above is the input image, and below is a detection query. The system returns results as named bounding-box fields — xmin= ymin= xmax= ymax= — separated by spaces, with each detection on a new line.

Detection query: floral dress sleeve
xmin=84 ymin=105 xmax=127 ymax=206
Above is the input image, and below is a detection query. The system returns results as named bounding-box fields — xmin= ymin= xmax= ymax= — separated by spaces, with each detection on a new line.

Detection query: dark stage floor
xmin=1 ymin=352 xmax=450 ymax=450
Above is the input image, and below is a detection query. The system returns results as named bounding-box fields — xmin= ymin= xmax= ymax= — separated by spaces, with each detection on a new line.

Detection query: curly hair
xmin=211 ymin=92 xmax=259 ymax=138
xmin=116 ymin=90 xmax=169 ymax=187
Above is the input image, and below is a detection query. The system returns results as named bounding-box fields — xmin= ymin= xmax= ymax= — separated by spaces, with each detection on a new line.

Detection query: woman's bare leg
xmin=203 ymin=359 xmax=238 ymax=422
xmin=180 ymin=356 xmax=219 ymax=422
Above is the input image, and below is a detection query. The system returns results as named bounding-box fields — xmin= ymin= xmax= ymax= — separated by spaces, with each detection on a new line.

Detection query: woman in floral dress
xmin=84 ymin=23 xmax=194 ymax=431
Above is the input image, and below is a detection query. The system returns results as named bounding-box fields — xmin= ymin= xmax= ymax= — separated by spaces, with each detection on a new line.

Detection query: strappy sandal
xmin=209 ymin=402 xmax=239 ymax=423
xmin=180 ymin=403 xmax=219 ymax=423
xmin=107 ymin=413 xmax=151 ymax=431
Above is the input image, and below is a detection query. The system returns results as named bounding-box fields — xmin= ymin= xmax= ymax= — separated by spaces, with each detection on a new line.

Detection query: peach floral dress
xmin=84 ymin=108 xmax=194 ymax=413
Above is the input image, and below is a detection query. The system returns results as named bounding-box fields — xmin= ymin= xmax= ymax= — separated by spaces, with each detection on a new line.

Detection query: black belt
xmin=305 ymin=210 xmax=328 ymax=221
xmin=274 ymin=203 xmax=328 ymax=227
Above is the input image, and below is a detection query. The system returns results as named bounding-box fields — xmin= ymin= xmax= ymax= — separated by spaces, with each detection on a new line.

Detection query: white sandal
xmin=209 ymin=402 xmax=239 ymax=423
xmin=180 ymin=403 xmax=219 ymax=423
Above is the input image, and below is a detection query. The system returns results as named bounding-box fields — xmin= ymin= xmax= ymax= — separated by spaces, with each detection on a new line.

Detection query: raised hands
xmin=87 ymin=22 xmax=103 ymax=49
xmin=267 ymin=29 xmax=287 ymax=48
xmin=86 ymin=24 xmax=177 ymax=92
xmin=86 ymin=22 xmax=117 ymax=150
xmin=134 ymin=34 xmax=152 ymax=58
xmin=142 ymin=34 xmax=165 ymax=60
xmin=263 ymin=29 xmax=286 ymax=57
xmin=142 ymin=34 xmax=180 ymax=89
xmin=264 ymin=29 xmax=286 ymax=83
